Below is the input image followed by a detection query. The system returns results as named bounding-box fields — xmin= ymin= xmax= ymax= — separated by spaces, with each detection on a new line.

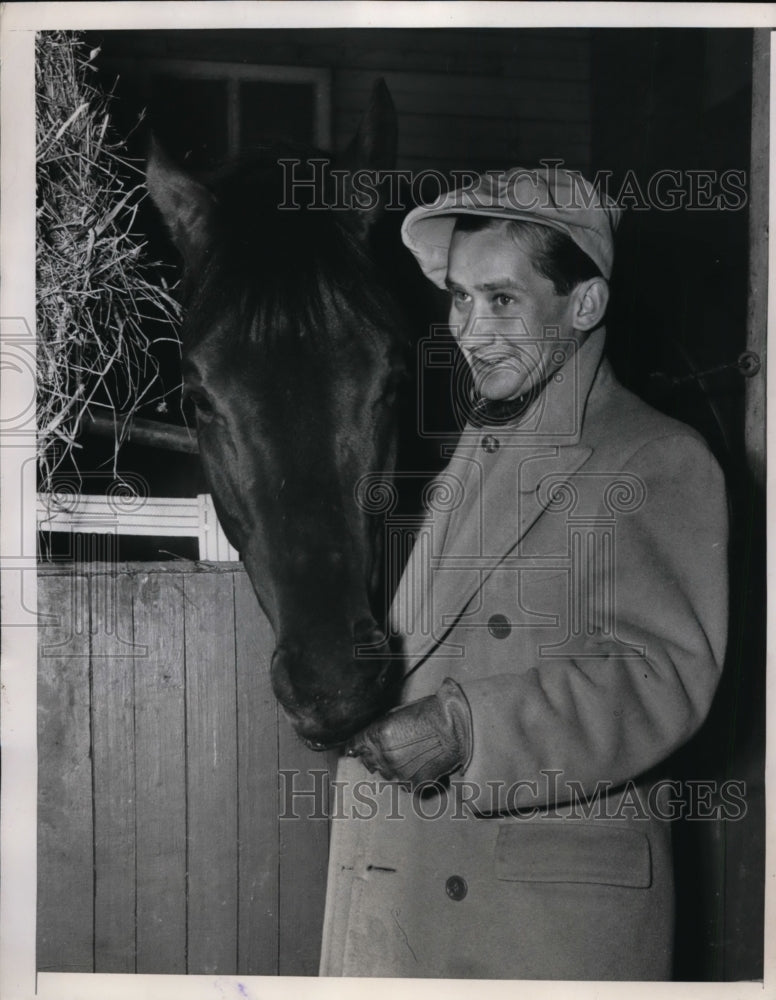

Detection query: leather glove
xmin=345 ymin=678 xmax=473 ymax=787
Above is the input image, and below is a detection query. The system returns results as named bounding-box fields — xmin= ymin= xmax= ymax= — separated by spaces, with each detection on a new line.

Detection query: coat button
xmin=445 ymin=875 xmax=468 ymax=901
xmin=488 ymin=613 xmax=512 ymax=639
xmin=481 ymin=434 xmax=499 ymax=453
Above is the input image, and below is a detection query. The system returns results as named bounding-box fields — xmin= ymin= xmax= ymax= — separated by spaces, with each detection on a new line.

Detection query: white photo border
xmin=1 ymin=4 xmax=773 ymax=1000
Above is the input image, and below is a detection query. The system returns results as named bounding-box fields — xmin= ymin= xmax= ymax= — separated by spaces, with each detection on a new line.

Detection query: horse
xmin=146 ymin=81 xmax=445 ymax=750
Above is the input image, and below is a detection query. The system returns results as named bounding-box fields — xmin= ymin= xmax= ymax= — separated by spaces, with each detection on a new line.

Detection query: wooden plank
xmin=335 ymin=111 xmax=589 ymax=166
xmin=134 ymin=570 xmax=188 ymax=974
xmin=377 ymin=111 xmax=589 ymax=144
xmin=184 ymin=571 xmax=239 ymax=974
xmin=91 ymin=570 xmax=137 ymax=972
xmin=325 ymin=47 xmax=587 ymax=81
xmin=745 ymin=29 xmax=768 ymax=488
xmin=103 ymin=34 xmax=589 ymax=84
xmin=37 ymin=493 xmax=202 ymax=536
xmin=198 ymin=494 xmax=240 ymax=562
xmin=723 ymin=784 xmax=765 ymax=979
xmin=277 ymin=711 xmax=336 ymax=976
xmin=37 ymin=561 xmax=242 ymax=576
xmin=374 ymin=151 xmax=592 ymax=179
xmin=37 ymin=571 xmax=94 ymax=972
xmin=234 ymin=571 xmax=279 ymax=974
xmin=100 ymin=27 xmax=592 ymax=66
xmin=335 ymin=69 xmax=590 ymax=121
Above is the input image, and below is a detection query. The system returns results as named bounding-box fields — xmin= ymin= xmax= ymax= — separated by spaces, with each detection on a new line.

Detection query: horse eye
xmin=185 ymin=389 xmax=214 ymax=419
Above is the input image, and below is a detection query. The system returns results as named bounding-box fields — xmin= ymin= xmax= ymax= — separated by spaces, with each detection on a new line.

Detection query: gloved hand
xmin=345 ymin=678 xmax=473 ymax=786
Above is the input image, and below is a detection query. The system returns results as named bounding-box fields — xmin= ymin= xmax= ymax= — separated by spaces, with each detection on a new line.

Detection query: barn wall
xmin=590 ymin=33 xmax=763 ymax=979
xmin=89 ymin=28 xmax=592 ymax=173
xmin=37 ymin=562 xmax=336 ymax=976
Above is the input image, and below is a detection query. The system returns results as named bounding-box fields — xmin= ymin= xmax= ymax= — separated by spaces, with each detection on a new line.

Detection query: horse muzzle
xmin=270 ymin=631 xmax=396 ymax=748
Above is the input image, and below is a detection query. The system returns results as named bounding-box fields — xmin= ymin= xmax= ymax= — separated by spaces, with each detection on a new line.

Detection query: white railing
xmin=36 ymin=493 xmax=240 ymax=562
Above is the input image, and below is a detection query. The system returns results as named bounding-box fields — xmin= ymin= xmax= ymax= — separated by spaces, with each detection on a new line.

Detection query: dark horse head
xmin=147 ymin=83 xmax=413 ymax=748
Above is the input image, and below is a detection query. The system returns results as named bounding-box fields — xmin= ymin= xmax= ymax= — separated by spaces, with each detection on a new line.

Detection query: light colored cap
xmin=401 ymin=166 xmax=622 ymax=286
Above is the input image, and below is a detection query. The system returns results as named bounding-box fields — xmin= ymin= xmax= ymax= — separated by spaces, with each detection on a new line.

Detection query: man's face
xmin=446 ymin=223 xmax=583 ymax=401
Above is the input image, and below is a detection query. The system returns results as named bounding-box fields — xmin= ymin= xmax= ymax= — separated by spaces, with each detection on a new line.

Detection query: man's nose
xmin=461 ymin=325 xmax=500 ymax=355
xmin=457 ymin=311 xmax=497 ymax=348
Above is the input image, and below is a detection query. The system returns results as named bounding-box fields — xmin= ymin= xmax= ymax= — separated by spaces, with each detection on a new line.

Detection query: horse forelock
xmin=181 ymin=156 xmax=409 ymax=366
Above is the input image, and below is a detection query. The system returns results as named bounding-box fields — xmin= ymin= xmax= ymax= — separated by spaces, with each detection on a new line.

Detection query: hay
xmin=36 ymin=31 xmax=182 ymax=490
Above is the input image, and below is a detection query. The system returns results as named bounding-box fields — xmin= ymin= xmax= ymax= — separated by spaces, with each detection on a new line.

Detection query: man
xmin=320 ymin=167 xmax=728 ymax=979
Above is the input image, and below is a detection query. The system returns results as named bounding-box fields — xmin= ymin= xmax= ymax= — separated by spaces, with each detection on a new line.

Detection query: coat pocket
xmin=494 ymin=823 xmax=652 ymax=889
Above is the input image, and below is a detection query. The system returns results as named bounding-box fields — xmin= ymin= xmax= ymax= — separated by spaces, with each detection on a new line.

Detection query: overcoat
xmin=320 ymin=328 xmax=728 ymax=980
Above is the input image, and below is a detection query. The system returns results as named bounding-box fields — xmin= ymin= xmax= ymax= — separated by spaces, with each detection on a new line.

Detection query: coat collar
xmin=393 ymin=328 xmax=607 ymax=665
xmin=457 ymin=325 xmax=607 ymax=449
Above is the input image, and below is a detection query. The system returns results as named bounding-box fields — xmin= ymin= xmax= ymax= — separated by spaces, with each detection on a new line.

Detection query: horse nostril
xmin=304 ymin=737 xmax=335 ymax=752
xmin=353 ymin=617 xmax=385 ymax=646
xmin=378 ymin=658 xmax=395 ymax=688
xmin=352 ymin=616 xmax=372 ymax=640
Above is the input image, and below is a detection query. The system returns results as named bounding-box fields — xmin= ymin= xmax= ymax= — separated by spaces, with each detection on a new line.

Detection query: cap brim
xmin=402 ymin=206 xmax=595 ymax=289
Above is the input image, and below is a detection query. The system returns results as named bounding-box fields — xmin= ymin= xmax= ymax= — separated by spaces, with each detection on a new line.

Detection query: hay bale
xmin=36 ymin=31 xmax=181 ymax=490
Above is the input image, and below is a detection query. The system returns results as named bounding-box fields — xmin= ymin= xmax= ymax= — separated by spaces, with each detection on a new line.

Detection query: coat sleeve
xmin=456 ymin=432 xmax=728 ymax=810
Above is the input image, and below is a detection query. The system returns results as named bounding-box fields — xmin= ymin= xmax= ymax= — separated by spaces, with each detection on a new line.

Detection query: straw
xmin=36 ymin=31 xmax=183 ymax=492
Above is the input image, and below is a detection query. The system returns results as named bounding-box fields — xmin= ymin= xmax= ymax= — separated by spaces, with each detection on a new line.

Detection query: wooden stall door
xmin=37 ymin=562 xmax=336 ymax=975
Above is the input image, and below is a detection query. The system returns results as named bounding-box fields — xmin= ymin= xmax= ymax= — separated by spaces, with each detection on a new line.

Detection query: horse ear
xmin=340 ymin=79 xmax=398 ymax=241
xmin=146 ymin=136 xmax=216 ymax=271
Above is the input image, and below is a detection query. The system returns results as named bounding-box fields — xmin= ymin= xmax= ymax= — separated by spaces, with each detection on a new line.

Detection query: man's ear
xmin=572 ymin=277 xmax=609 ymax=332
xmin=146 ymin=136 xmax=217 ymax=272
xmin=339 ymin=78 xmax=398 ymax=242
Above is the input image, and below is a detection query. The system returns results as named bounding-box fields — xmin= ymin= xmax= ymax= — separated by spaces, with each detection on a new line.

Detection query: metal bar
xmin=84 ymin=414 xmax=199 ymax=454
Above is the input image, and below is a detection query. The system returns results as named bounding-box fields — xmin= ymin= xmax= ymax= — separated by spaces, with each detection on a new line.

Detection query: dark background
xmin=59 ymin=27 xmax=763 ymax=981
xmin=75 ymin=28 xmax=755 ymax=525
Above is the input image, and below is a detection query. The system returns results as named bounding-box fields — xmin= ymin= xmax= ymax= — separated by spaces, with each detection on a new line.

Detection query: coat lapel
xmin=398 ymin=442 xmax=593 ymax=666
xmin=391 ymin=327 xmax=608 ymax=669
xmin=387 ymin=436 xmax=474 ymax=641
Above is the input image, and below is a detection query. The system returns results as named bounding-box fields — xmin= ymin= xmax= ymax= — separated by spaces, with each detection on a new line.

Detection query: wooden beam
xmin=134 ymin=570 xmax=188 ymax=973
xmin=37 ymin=573 xmax=94 ymax=972
xmin=184 ymin=571 xmax=239 ymax=974
xmin=84 ymin=413 xmax=199 ymax=454
xmin=745 ymin=30 xmax=769 ymax=487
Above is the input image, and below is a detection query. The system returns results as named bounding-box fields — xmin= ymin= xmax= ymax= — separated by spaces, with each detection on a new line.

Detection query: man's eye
xmin=494 ymin=294 xmax=515 ymax=307
xmin=451 ymin=290 xmax=471 ymax=306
